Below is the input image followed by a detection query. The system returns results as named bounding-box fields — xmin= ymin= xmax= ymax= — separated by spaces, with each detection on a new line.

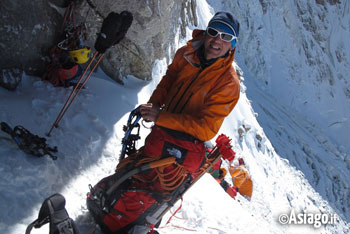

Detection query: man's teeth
xmin=210 ymin=44 xmax=220 ymax=50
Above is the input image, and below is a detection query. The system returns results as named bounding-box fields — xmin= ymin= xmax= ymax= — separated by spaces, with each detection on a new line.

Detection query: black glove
xmin=94 ymin=11 xmax=133 ymax=53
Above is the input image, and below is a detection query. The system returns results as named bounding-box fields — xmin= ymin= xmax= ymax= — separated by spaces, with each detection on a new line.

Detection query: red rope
xmin=61 ymin=1 xmax=76 ymax=33
xmin=166 ymin=196 xmax=183 ymax=225
xmin=61 ymin=4 xmax=69 ymax=32
xmin=165 ymin=224 xmax=196 ymax=232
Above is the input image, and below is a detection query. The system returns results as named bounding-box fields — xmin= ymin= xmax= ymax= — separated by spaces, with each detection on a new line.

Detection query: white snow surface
xmin=1 ymin=1 xmax=350 ymax=234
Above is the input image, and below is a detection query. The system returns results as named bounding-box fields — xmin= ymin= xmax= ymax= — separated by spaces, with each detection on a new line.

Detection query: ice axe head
xmin=94 ymin=11 xmax=133 ymax=53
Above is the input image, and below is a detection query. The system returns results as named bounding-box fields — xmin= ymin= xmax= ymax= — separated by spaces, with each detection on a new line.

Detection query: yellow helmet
xmin=68 ymin=47 xmax=91 ymax=64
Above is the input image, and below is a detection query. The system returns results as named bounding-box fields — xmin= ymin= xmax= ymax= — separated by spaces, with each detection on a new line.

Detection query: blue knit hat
xmin=207 ymin=12 xmax=240 ymax=48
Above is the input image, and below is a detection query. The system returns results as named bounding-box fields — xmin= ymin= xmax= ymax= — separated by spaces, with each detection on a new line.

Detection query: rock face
xmin=0 ymin=0 xmax=198 ymax=84
xmin=0 ymin=68 xmax=23 ymax=90
xmin=0 ymin=0 xmax=63 ymax=76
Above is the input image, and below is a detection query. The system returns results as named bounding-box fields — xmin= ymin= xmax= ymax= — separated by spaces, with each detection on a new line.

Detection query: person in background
xmin=211 ymin=159 xmax=238 ymax=199
xmin=229 ymin=157 xmax=253 ymax=198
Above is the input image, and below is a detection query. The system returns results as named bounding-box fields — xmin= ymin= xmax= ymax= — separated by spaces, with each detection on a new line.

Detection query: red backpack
xmin=86 ymin=107 xmax=234 ymax=234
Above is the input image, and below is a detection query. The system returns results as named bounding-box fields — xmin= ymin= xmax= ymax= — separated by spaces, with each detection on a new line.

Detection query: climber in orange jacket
xmin=138 ymin=12 xmax=241 ymax=175
xmin=140 ymin=12 xmax=240 ymax=142
xmin=229 ymin=158 xmax=253 ymax=198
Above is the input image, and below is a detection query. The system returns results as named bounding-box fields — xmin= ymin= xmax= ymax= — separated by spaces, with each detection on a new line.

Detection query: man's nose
xmin=213 ymin=34 xmax=222 ymax=42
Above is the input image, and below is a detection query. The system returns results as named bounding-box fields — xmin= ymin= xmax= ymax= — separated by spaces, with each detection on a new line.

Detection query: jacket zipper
xmin=178 ymin=92 xmax=194 ymax=113
xmin=166 ymin=82 xmax=184 ymax=112
xmin=171 ymin=68 xmax=203 ymax=113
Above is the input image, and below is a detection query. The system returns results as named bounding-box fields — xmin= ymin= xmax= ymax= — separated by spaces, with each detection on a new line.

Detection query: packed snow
xmin=1 ymin=0 xmax=349 ymax=234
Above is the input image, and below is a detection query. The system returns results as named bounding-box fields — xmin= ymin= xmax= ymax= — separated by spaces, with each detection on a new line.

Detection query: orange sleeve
xmin=156 ymin=76 xmax=240 ymax=141
xmin=148 ymin=47 xmax=186 ymax=106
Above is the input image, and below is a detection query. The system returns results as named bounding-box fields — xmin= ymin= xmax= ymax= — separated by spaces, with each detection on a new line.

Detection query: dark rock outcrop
xmin=0 ymin=0 xmax=198 ymax=84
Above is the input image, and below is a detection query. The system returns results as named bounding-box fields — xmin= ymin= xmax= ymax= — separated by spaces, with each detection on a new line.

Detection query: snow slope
xmin=0 ymin=0 xmax=349 ymax=234
xmin=209 ymin=0 xmax=350 ymax=158
xmin=0 ymin=67 xmax=348 ymax=234
xmin=207 ymin=0 xmax=350 ymax=223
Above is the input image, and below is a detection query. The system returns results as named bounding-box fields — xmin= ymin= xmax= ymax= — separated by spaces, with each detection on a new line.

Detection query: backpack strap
xmin=25 ymin=220 xmax=39 ymax=234
xmin=26 ymin=193 xmax=80 ymax=234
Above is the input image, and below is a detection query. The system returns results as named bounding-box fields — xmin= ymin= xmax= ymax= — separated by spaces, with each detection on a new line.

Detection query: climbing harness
xmin=59 ymin=0 xmax=89 ymax=55
xmin=1 ymin=122 xmax=57 ymax=160
xmin=58 ymin=23 xmax=91 ymax=64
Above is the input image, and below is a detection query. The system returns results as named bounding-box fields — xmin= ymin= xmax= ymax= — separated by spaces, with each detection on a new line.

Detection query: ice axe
xmin=47 ymin=11 xmax=133 ymax=136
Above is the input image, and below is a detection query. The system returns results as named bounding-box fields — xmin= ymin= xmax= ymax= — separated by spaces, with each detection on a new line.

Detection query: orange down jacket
xmin=148 ymin=29 xmax=240 ymax=141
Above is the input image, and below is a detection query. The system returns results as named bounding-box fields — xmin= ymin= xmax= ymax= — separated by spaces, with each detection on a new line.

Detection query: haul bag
xmin=143 ymin=126 xmax=206 ymax=173
xmin=87 ymin=174 xmax=161 ymax=234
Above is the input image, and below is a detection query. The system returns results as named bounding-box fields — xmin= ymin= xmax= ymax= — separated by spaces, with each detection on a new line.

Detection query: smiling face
xmin=204 ymin=29 xmax=232 ymax=60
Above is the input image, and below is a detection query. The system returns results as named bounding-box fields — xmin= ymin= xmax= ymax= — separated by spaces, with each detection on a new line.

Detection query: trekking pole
xmin=47 ymin=10 xmax=133 ymax=136
xmin=54 ymin=53 xmax=105 ymax=127
xmin=47 ymin=51 xmax=101 ymax=136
